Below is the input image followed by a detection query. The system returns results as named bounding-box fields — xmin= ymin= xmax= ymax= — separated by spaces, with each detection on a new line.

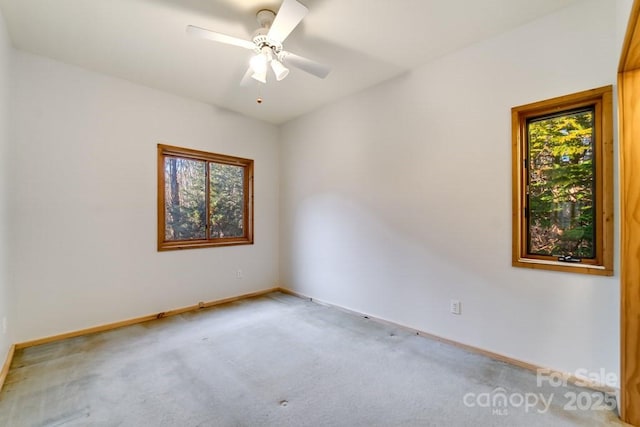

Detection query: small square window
xmin=158 ymin=144 xmax=254 ymax=251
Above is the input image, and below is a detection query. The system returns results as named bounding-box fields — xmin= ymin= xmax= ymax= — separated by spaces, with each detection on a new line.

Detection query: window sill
xmin=513 ymin=258 xmax=613 ymax=276
xmin=158 ymin=238 xmax=254 ymax=251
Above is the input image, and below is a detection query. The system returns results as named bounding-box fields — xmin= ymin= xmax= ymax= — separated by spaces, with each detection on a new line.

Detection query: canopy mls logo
xmin=463 ymin=387 xmax=553 ymax=416
xmin=462 ymin=368 xmax=618 ymax=416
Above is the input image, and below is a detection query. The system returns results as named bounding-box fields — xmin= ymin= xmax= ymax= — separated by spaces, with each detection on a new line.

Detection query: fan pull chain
xmin=256 ymin=86 xmax=264 ymax=104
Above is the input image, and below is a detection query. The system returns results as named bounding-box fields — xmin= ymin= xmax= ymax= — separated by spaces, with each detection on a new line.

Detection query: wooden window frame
xmin=511 ymin=86 xmax=613 ymax=275
xmin=157 ymin=144 xmax=254 ymax=251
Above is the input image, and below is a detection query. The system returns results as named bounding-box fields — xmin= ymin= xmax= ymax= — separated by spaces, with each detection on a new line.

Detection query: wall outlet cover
xmin=450 ymin=300 xmax=461 ymax=315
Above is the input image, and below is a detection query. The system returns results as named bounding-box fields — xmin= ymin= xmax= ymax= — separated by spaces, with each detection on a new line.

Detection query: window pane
xmin=527 ymin=108 xmax=595 ymax=258
xmin=209 ymin=163 xmax=244 ymax=239
xmin=164 ymin=157 xmax=206 ymax=240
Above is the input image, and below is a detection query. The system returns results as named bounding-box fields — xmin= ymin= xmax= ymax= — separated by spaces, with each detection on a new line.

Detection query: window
xmin=511 ymin=86 xmax=613 ymax=275
xmin=157 ymin=144 xmax=253 ymax=250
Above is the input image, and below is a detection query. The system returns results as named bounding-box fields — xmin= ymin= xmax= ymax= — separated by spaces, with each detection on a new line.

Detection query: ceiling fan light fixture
xmin=271 ymin=59 xmax=289 ymax=81
xmin=187 ymin=0 xmax=331 ymax=88
xmin=251 ymin=70 xmax=267 ymax=84
xmin=250 ymin=52 xmax=268 ymax=74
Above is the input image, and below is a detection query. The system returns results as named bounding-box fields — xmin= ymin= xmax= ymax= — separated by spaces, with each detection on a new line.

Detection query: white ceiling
xmin=0 ymin=0 xmax=582 ymax=124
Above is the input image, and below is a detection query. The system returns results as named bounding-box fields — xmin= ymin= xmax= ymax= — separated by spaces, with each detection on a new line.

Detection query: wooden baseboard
xmin=0 ymin=344 xmax=15 ymax=393
xmin=3 ymin=286 xmax=617 ymax=397
xmin=278 ymin=287 xmax=617 ymax=395
xmin=15 ymin=287 xmax=280 ymax=350
xmin=278 ymin=288 xmax=308 ymax=299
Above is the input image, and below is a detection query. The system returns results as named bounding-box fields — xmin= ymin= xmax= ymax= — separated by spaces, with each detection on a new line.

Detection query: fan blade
xmin=186 ymin=25 xmax=255 ymax=50
xmin=280 ymin=51 xmax=331 ymax=79
xmin=267 ymin=0 xmax=308 ymax=43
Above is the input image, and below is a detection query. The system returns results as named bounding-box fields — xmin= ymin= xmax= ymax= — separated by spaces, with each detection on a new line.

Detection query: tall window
xmin=157 ymin=144 xmax=253 ymax=250
xmin=512 ymin=86 xmax=613 ymax=275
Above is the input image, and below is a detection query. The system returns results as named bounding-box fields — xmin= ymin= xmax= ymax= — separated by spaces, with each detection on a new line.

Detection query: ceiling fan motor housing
xmin=252 ymin=32 xmax=283 ymax=55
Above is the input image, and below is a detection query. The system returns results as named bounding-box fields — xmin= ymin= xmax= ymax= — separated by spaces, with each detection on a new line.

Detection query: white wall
xmin=0 ymin=6 xmax=12 ymax=359
xmin=280 ymin=0 xmax=621 ymax=384
xmin=618 ymin=0 xmax=634 ymax=50
xmin=8 ymin=52 xmax=280 ymax=342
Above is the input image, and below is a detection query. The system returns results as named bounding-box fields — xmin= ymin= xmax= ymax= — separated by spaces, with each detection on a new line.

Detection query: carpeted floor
xmin=0 ymin=292 xmax=626 ymax=426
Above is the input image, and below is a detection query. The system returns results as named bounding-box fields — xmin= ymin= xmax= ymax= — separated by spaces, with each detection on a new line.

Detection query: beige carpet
xmin=0 ymin=292 xmax=625 ymax=426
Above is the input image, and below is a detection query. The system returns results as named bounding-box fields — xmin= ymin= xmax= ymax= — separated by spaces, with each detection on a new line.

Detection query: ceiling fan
xmin=186 ymin=0 xmax=330 ymax=85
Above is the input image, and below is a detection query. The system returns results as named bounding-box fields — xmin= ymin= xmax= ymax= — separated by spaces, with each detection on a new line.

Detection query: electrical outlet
xmin=236 ymin=269 xmax=243 ymax=279
xmin=450 ymin=300 xmax=461 ymax=315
